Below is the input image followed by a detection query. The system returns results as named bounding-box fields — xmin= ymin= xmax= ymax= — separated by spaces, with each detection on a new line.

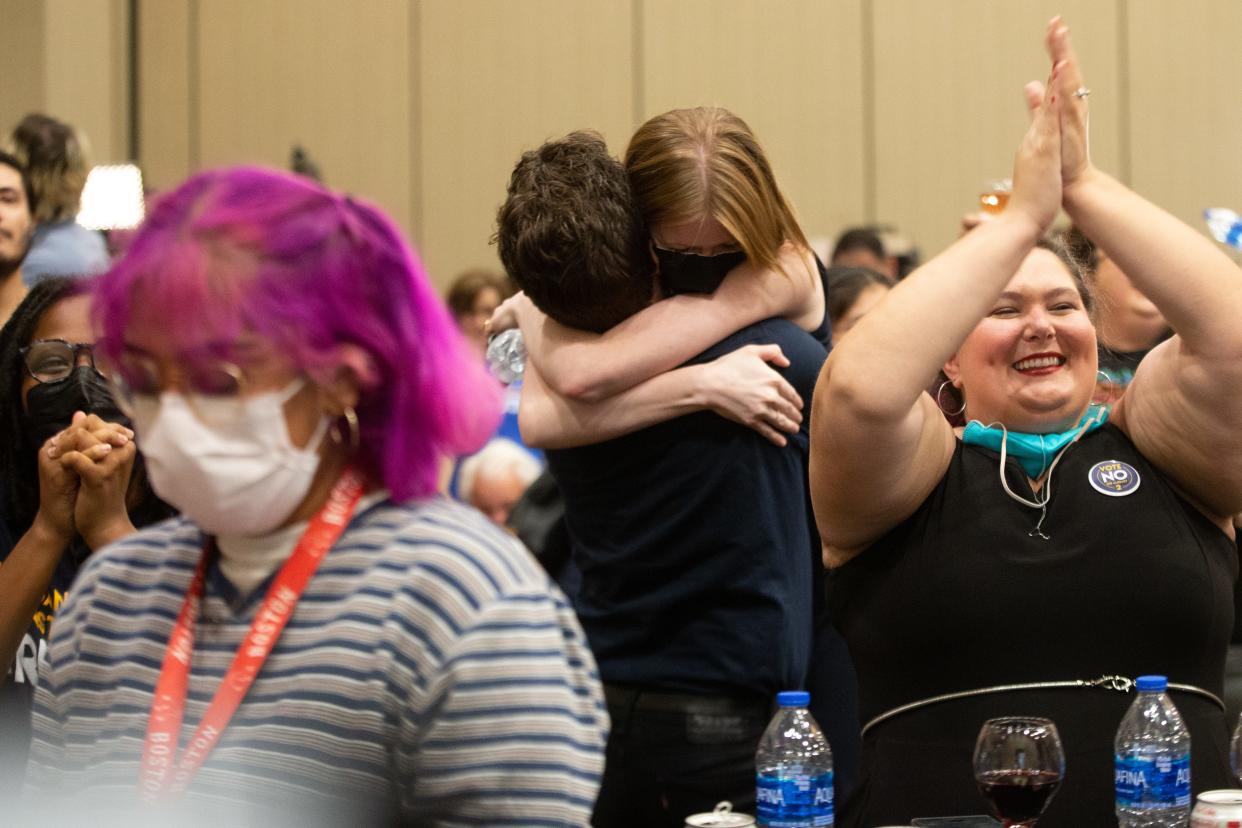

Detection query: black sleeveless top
xmin=807 ymin=256 xmax=833 ymax=348
xmin=831 ymin=423 xmax=1236 ymax=826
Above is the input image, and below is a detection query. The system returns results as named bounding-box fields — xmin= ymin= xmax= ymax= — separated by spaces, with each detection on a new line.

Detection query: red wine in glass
xmin=973 ymin=717 xmax=1064 ymax=828
xmin=976 ymin=769 xmax=1061 ymax=825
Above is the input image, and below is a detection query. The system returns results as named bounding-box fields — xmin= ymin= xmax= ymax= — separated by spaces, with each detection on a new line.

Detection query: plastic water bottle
xmin=1115 ymin=675 xmax=1191 ymax=827
xmin=485 ymin=329 xmax=526 ymax=385
xmin=1205 ymin=208 xmax=1242 ymax=251
xmin=755 ymin=691 xmax=833 ymax=828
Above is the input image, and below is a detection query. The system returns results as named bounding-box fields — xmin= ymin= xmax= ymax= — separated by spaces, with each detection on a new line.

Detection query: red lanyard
xmin=139 ymin=468 xmax=366 ymax=802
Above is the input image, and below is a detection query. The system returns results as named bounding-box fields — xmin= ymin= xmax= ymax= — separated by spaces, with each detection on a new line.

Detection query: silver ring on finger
xmin=1073 ymin=86 xmax=1091 ymax=98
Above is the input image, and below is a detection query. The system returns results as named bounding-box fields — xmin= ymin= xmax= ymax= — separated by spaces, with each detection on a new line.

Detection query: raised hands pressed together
xmin=42 ymin=411 xmax=137 ymax=550
xmin=813 ymin=18 xmax=1242 ymax=826
xmin=0 ymin=283 xmax=156 ymax=688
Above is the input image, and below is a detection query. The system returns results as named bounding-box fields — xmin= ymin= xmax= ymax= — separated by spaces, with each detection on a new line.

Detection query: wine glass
xmin=973 ymin=716 xmax=1065 ymax=827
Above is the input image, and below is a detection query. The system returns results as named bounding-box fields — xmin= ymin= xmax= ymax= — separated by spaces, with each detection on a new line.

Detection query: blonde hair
xmin=6 ymin=114 xmax=91 ymax=223
xmin=624 ymin=107 xmax=811 ymax=281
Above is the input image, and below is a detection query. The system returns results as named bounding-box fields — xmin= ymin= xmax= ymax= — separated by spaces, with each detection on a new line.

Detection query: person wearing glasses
xmin=21 ymin=167 xmax=608 ymax=825
xmin=0 ymin=276 xmax=171 ymax=799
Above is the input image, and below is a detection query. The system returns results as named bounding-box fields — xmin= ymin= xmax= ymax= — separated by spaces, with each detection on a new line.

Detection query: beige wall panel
xmin=42 ymin=0 xmax=130 ymax=164
xmin=1126 ymin=0 xmax=1242 ymax=242
xmin=873 ymin=1 xmax=1119 ymax=260
xmin=419 ymin=0 xmax=634 ymax=288
xmin=0 ymin=1 xmax=46 ymax=129
xmin=137 ymin=0 xmax=193 ymax=192
xmin=196 ymin=0 xmax=413 ymax=230
xmin=641 ymin=0 xmax=865 ymax=245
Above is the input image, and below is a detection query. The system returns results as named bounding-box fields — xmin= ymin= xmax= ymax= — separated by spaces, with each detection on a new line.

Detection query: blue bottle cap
xmin=1135 ymin=675 xmax=1168 ymax=691
xmin=776 ymin=690 xmax=810 ymax=707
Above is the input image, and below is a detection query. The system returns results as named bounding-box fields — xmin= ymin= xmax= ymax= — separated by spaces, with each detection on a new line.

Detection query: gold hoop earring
xmin=330 ymin=406 xmax=360 ymax=451
xmin=935 ymin=380 xmax=967 ymax=418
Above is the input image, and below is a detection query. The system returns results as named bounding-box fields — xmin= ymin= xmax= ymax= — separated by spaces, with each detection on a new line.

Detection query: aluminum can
xmin=685 ymin=801 xmax=756 ymax=827
xmin=1192 ymin=790 xmax=1242 ymax=827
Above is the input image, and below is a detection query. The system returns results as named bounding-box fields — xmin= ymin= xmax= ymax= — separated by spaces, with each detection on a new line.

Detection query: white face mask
xmin=131 ymin=379 xmax=330 ymax=537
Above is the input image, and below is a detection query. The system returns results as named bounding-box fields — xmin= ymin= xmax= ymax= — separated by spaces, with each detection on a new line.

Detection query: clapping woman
xmin=812 ymin=20 xmax=1242 ymax=825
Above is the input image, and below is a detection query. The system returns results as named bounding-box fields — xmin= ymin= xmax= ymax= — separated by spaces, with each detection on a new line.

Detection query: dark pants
xmin=806 ymin=619 xmax=861 ymax=805
xmin=592 ymin=685 xmax=770 ymax=828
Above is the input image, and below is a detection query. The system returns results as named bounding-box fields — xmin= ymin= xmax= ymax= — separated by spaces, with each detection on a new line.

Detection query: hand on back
xmin=701 ymin=344 xmax=803 ymax=447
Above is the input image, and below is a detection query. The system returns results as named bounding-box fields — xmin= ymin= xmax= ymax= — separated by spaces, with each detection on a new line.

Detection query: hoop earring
xmin=935 ymin=380 xmax=967 ymax=417
xmin=330 ymin=406 xmax=360 ymax=451
xmin=1094 ymin=369 xmax=1119 ymax=406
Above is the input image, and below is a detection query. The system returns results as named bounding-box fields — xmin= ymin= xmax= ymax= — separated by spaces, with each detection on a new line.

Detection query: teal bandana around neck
xmin=962 ymin=407 xmax=1109 ymax=478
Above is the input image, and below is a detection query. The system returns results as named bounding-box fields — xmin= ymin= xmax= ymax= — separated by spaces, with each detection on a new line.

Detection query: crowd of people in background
xmin=0 ymin=16 xmax=1240 ymax=828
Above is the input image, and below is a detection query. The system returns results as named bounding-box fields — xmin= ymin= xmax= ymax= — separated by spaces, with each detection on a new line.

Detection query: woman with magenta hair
xmin=22 ymin=166 xmax=608 ymax=824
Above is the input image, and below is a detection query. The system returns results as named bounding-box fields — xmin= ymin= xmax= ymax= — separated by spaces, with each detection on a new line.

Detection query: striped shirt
xmin=23 ymin=498 xmax=608 ymax=826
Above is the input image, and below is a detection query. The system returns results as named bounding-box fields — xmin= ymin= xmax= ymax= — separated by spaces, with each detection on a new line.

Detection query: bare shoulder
xmin=812 ymin=392 xmax=956 ymax=568
xmin=1112 ymin=378 xmax=1238 ymax=536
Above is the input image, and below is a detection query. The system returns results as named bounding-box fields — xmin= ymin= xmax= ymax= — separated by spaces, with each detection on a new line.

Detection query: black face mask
xmin=22 ymin=365 xmax=130 ymax=450
xmin=655 ymin=248 xmax=746 ymax=296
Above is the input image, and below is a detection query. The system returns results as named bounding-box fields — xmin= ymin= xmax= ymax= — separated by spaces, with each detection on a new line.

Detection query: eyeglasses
xmin=20 ymin=340 xmax=98 ymax=383
xmin=102 ymin=351 xmax=249 ymax=427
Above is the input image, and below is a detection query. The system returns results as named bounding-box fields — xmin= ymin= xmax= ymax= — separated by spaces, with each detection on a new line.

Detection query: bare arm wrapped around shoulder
xmin=519 ymin=344 xmax=805 ymax=449
xmin=495 ymin=244 xmax=818 ymax=402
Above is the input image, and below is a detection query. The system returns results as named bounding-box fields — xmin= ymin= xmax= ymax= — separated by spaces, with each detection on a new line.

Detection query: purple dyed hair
xmin=94 ymin=166 xmax=502 ymax=501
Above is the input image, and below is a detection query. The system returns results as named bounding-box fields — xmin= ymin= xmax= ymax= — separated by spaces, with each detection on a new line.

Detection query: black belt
xmin=603 ymin=683 xmax=771 ymax=718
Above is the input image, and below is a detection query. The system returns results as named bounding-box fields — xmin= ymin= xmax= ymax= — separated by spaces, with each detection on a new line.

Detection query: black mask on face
xmin=655 ymin=248 xmax=746 ymax=296
xmin=21 ymin=365 xmax=130 ymax=450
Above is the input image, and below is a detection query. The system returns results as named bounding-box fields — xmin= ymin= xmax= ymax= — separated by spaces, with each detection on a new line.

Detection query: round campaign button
xmin=1088 ymin=459 xmax=1141 ymax=496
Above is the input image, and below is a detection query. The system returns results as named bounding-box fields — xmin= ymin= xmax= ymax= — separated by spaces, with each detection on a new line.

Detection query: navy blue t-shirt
xmin=0 ymin=519 xmax=90 ymax=798
xmin=545 ymin=318 xmax=827 ymax=698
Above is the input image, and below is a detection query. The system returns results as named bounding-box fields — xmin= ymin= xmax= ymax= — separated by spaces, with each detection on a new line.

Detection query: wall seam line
xmin=1117 ymin=0 xmax=1131 ymax=186
xmin=861 ymin=0 xmax=877 ymax=223
xmin=409 ymin=0 xmax=423 ymax=245
xmin=128 ymin=0 xmax=140 ymax=161
xmin=632 ymin=0 xmax=644 ymax=129
xmin=188 ymin=0 xmax=200 ymax=171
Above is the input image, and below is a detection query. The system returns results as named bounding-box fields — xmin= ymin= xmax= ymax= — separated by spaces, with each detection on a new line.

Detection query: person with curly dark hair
xmin=0 ymin=277 xmax=170 ymax=799
xmin=496 ymin=132 xmax=655 ymax=334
